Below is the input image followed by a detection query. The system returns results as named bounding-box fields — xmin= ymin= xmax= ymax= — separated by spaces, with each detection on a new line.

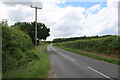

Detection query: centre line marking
xmin=87 ymin=66 xmax=113 ymax=80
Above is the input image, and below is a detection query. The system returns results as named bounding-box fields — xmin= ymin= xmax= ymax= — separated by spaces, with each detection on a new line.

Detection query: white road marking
xmin=62 ymin=55 xmax=76 ymax=62
xmin=87 ymin=66 xmax=113 ymax=80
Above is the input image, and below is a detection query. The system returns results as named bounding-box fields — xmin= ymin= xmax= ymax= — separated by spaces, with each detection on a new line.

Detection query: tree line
xmin=52 ymin=35 xmax=113 ymax=43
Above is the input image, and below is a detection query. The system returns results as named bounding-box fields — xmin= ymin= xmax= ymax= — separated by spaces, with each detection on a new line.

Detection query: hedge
xmin=55 ymin=35 xmax=119 ymax=55
xmin=2 ymin=26 xmax=39 ymax=73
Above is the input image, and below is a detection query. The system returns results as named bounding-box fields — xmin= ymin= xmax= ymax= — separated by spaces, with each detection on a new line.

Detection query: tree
xmin=13 ymin=22 xmax=50 ymax=44
xmin=37 ymin=24 xmax=50 ymax=41
xmin=1 ymin=19 xmax=8 ymax=26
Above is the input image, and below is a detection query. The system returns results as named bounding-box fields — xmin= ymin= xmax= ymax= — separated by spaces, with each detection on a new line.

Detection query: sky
xmin=0 ymin=0 xmax=119 ymax=41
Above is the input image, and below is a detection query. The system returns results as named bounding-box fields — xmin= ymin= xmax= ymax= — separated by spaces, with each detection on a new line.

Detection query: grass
xmin=54 ymin=45 xmax=120 ymax=66
xmin=3 ymin=44 xmax=50 ymax=78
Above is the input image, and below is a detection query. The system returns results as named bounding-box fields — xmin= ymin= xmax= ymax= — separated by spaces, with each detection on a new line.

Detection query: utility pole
xmin=30 ymin=5 xmax=42 ymax=46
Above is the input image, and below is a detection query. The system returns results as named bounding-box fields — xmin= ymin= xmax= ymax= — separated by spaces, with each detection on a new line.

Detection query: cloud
xmin=0 ymin=2 xmax=35 ymax=24
xmin=39 ymin=0 xmax=118 ymax=40
xmin=8 ymin=5 xmax=32 ymax=22
xmin=81 ymin=4 xmax=118 ymax=36
xmin=0 ymin=0 xmax=119 ymax=41
xmin=1 ymin=0 xmax=43 ymax=7
xmin=0 ymin=2 xmax=9 ymax=20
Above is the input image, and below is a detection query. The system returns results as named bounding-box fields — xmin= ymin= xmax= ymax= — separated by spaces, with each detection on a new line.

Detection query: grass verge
xmin=3 ymin=45 xmax=50 ymax=78
xmin=54 ymin=45 xmax=120 ymax=66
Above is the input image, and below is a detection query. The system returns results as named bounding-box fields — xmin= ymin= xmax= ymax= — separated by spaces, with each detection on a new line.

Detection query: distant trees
xmin=13 ymin=22 xmax=50 ymax=44
xmin=52 ymin=35 xmax=112 ymax=43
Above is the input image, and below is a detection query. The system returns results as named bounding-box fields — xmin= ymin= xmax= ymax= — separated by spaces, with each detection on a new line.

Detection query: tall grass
xmin=3 ymin=45 xmax=50 ymax=78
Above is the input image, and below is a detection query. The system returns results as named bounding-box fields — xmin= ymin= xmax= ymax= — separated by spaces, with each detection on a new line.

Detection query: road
xmin=47 ymin=45 xmax=119 ymax=79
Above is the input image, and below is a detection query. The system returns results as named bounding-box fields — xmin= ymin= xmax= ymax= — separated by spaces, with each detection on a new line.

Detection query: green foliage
xmin=52 ymin=35 xmax=112 ymax=43
xmin=3 ymin=45 xmax=50 ymax=78
xmin=2 ymin=25 xmax=39 ymax=73
xmin=55 ymin=46 xmax=119 ymax=65
xmin=13 ymin=22 xmax=50 ymax=44
xmin=54 ymin=35 xmax=119 ymax=55
xmin=0 ymin=19 xmax=8 ymax=27
xmin=38 ymin=41 xmax=46 ymax=46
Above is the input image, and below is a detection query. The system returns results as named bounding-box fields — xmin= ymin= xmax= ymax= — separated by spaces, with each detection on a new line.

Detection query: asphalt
xmin=47 ymin=45 xmax=119 ymax=79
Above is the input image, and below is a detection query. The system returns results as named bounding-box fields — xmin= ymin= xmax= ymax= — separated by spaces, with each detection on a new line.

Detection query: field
xmin=53 ymin=35 xmax=120 ymax=65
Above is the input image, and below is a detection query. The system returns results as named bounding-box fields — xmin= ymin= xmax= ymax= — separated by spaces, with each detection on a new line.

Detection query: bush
xmin=38 ymin=41 xmax=46 ymax=46
xmin=55 ymin=35 xmax=119 ymax=55
xmin=2 ymin=26 xmax=39 ymax=73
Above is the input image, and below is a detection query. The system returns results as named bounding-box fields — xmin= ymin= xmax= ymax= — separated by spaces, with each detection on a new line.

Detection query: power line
xmin=30 ymin=5 xmax=42 ymax=46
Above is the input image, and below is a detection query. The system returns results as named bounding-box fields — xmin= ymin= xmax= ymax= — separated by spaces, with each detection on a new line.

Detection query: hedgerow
xmin=55 ymin=35 xmax=119 ymax=55
xmin=2 ymin=26 xmax=39 ymax=73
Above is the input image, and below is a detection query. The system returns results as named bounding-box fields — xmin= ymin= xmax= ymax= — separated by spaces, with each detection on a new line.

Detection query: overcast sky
xmin=0 ymin=0 xmax=119 ymax=41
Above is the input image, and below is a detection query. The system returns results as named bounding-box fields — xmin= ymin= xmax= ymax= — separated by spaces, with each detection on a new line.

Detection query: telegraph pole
xmin=30 ymin=5 xmax=42 ymax=46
